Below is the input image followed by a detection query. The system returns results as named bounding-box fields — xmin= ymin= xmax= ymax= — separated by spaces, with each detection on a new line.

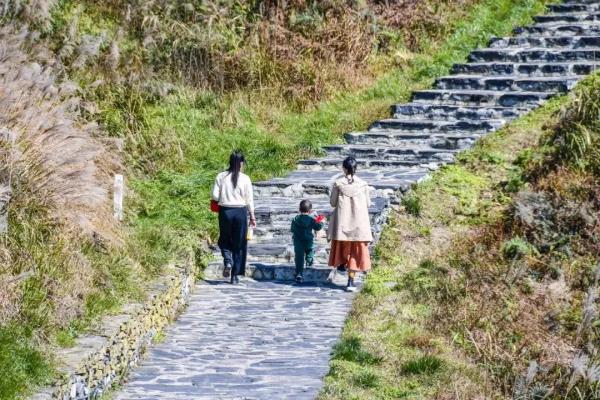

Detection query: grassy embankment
xmin=320 ymin=77 xmax=600 ymax=399
xmin=0 ymin=0 xmax=553 ymax=398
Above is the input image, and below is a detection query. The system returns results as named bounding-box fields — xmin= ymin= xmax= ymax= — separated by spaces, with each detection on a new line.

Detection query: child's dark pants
xmin=294 ymin=240 xmax=315 ymax=277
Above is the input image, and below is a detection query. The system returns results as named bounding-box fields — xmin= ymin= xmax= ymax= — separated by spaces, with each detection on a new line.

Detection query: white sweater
xmin=211 ymin=171 xmax=255 ymax=216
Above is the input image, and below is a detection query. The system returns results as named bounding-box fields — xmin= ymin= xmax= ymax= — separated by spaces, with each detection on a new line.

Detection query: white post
xmin=113 ymin=174 xmax=124 ymax=221
xmin=0 ymin=184 xmax=9 ymax=234
xmin=0 ymin=129 xmax=14 ymax=234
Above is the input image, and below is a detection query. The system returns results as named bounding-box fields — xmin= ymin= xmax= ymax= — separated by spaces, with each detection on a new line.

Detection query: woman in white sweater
xmin=211 ymin=151 xmax=256 ymax=284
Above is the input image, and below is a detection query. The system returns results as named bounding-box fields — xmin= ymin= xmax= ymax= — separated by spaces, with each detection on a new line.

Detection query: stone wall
xmin=32 ymin=263 xmax=196 ymax=400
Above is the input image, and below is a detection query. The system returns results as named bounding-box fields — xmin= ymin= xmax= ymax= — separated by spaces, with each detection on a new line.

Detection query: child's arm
xmin=312 ymin=214 xmax=325 ymax=231
xmin=290 ymin=217 xmax=297 ymax=235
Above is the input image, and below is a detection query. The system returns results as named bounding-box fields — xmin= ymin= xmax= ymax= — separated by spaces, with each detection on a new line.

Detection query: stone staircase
xmin=205 ymin=0 xmax=600 ymax=283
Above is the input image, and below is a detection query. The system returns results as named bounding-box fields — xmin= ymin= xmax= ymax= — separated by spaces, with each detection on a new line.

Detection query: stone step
xmin=251 ymin=222 xmax=332 ymax=241
xmin=411 ymin=89 xmax=554 ymax=107
xmin=450 ymin=62 xmax=600 ymax=77
xmin=467 ymin=47 xmax=600 ymax=63
xmin=254 ymin=195 xmax=388 ymax=219
xmin=391 ymin=103 xmax=526 ymax=121
xmin=323 ymin=143 xmax=459 ymax=161
xmin=368 ymin=118 xmax=502 ymax=132
xmin=548 ymin=3 xmax=600 ymax=13
xmin=533 ymin=12 xmax=600 ymax=24
xmin=298 ymin=158 xmax=428 ymax=171
xmin=341 ymin=131 xmax=481 ymax=149
xmin=489 ymin=35 xmax=600 ymax=48
xmin=515 ymin=22 xmax=600 ymax=37
xmin=434 ymin=75 xmax=580 ymax=92
xmin=246 ymin=242 xmax=329 ymax=264
xmin=204 ymin=261 xmax=335 ymax=282
xmin=255 ymin=169 xmax=427 ymax=199
xmin=251 ymin=197 xmax=390 ymax=239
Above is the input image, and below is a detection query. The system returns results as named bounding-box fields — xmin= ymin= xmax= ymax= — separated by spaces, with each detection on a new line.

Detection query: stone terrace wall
xmin=32 ymin=264 xmax=196 ymax=400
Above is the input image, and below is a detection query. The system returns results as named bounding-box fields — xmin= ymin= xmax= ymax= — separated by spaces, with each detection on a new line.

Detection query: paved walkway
xmin=116 ymin=280 xmax=355 ymax=400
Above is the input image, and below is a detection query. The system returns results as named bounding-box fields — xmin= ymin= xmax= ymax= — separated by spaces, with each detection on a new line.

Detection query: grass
xmin=402 ymin=355 xmax=445 ymax=375
xmin=0 ymin=326 xmax=52 ymax=400
xmin=319 ymin=93 xmax=569 ymax=399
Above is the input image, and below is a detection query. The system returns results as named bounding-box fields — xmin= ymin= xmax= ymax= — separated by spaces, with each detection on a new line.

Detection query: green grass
xmin=402 ymin=355 xmax=444 ymax=375
xmin=0 ymin=326 xmax=52 ymax=400
xmin=332 ymin=336 xmax=383 ymax=365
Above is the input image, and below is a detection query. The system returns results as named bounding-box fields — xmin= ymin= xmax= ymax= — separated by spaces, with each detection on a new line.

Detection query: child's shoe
xmin=346 ymin=277 xmax=357 ymax=292
xmin=295 ymin=274 xmax=304 ymax=284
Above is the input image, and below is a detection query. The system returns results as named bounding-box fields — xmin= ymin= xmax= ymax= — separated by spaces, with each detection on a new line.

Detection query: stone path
xmin=116 ymin=1 xmax=600 ymax=399
xmin=115 ymin=280 xmax=355 ymax=400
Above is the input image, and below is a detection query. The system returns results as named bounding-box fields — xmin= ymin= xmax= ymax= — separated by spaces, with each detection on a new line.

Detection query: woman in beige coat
xmin=328 ymin=157 xmax=372 ymax=291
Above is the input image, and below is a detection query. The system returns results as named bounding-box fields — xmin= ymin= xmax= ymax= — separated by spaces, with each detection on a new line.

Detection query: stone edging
xmin=32 ymin=263 xmax=196 ymax=400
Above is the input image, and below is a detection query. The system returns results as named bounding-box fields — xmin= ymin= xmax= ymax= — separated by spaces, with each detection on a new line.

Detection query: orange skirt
xmin=328 ymin=240 xmax=371 ymax=272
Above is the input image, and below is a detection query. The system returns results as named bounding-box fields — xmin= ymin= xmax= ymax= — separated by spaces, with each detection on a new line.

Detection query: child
xmin=291 ymin=199 xmax=325 ymax=284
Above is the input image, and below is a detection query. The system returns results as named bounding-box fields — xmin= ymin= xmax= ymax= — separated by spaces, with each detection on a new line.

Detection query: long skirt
xmin=328 ymin=240 xmax=371 ymax=272
xmin=218 ymin=206 xmax=248 ymax=277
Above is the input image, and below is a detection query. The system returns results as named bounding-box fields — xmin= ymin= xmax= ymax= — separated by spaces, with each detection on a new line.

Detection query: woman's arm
xmin=211 ymin=174 xmax=221 ymax=201
xmin=329 ymin=183 xmax=339 ymax=208
xmin=245 ymin=177 xmax=256 ymax=226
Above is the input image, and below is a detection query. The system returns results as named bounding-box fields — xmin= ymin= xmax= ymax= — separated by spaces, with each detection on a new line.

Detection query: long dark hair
xmin=342 ymin=156 xmax=357 ymax=183
xmin=227 ymin=150 xmax=245 ymax=188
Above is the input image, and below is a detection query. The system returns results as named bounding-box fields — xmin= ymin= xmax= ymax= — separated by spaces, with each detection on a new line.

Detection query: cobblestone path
xmin=115 ymin=1 xmax=600 ymax=399
xmin=116 ymin=280 xmax=355 ymax=400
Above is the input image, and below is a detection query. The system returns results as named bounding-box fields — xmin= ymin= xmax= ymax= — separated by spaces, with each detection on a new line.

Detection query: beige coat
xmin=327 ymin=176 xmax=373 ymax=242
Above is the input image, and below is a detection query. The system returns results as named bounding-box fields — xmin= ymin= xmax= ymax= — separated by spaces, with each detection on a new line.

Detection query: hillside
xmin=0 ymin=0 xmax=579 ymax=398
xmin=320 ymin=74 xmax=600 ymax=399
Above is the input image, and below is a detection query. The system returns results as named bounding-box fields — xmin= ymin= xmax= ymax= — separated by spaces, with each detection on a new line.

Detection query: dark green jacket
xmin=291 ymin=214 xmax=324 ymax=242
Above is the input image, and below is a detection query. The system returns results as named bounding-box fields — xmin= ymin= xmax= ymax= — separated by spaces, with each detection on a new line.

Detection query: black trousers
xmin=218 ymin=206 xmax=248 ymax=277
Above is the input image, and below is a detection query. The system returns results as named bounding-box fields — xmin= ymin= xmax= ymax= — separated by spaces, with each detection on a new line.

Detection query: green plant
xmin=402 ymin=355 xmax=444 ymax=375
xmin=402 ymin=194 xmax=422 ymax=217
xmin=0 ymin=326 xmax=52 ymax=399
xmin=332 ymin=336 xmax=382 ymax=365
xmin=502 ymin=237 xmax=533 ymax=261
xmin=352 ymin=368 xmax=380 ymax=388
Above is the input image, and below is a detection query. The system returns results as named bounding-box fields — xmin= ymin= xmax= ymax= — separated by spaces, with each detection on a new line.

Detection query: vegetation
xmin=0 ymin=0 xmax=559 ymax=398
xmin=320 ymin=74 xmax=600 ymax=399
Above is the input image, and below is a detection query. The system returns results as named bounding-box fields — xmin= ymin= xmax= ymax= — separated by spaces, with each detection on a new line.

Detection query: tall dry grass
xmin=0 ymin=0 xmax=57 ymax=30
xmin=0 ymin=25 xmax=119 ymax=240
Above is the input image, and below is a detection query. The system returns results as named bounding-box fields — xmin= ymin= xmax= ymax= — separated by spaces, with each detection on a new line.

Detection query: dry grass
xmin=0 ymin=24 xmax=119 ymax=240
xmin=0 ymin=0 xmax=57 ymax=30
xmin=48 ymin=0 xmax=481 ymax=108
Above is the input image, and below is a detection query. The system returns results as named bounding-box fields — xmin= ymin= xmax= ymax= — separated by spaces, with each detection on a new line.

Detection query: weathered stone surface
xmin=451 ymin=62 xmax=600 ymax=77
xmin=515 ymin=22 xmax=600 ymax=37
xmin=434 ymin=75 xmax=580 ymax=92
xmin=468 ymin=47 xmax=600 ymax=63
xmin=115 ymin=280 xmax=357 ymax=400
xmin=489 ymin=35 xmax=600 ymax=48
